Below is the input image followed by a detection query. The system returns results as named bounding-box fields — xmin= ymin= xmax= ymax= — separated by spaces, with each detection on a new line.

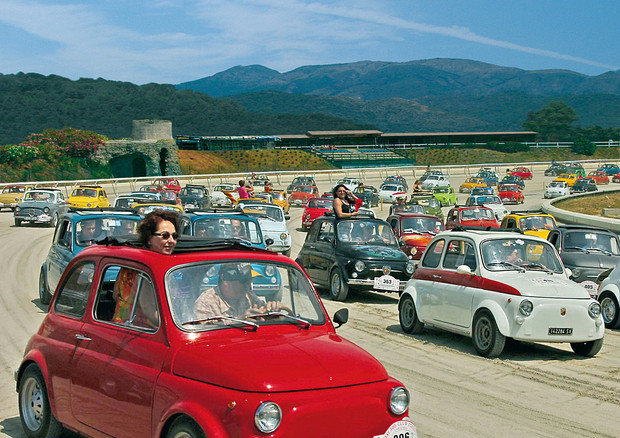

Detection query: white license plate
xmin=374 ymin=275 xmax=400 ymax=291
xmin=373 ymin=420 xmax=417 ymax=438
xmin=548 ymin=327 xmax=573 ymax=335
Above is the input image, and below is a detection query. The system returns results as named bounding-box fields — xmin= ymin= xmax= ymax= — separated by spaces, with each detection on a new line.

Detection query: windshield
xmin=136 ymin=205 xmax=181 ymax=215
xmin=434 ymin=187 xmax=449 ymax=193
xmin=24 ymin=191 xmax=54 ymax=202
xmin=392 ymin=205 xmax=424 ymax=214
xmin=482 ymin=238 xmax=564 ymax=273
xmin=76 ymin=217 xmax=139 ymax=246
xmin=562 ymin=231 xmax=620 ymax=255
xmin=167 ymin=261 xmax=325 ymax=331
xmin=382 ymin=184 xmax=399 ymax=191
xmin=460 ymin=208 xmax=494 ymax=220
xmin=181 ymin=187 xmax=204 ymax=197
xmin=72 ymin=188 xmax=98 ymax=197
xmin=214 ymin=184 xmax=234 ymax=192
xmin=401 ymin=217 xmax=444 ymax=234
xmin=193 ymin=217 xmax=262 ymax=244
xmin=518 ymin=216 xmax=557 ymax=231
xmin=336 ymin=220 xmax=398 ymax=245
xmin=416 ymin=198 xmax=440 ymax=208
xmin=475 ymin=196 xmax=501 ymax=205
xmin=307 ymin=199 xmax=332 ymax=209
xmin=2 ymin=186 xmax=25 ymax=194
xmin=501 ymin=186 xmax=519 ymax=192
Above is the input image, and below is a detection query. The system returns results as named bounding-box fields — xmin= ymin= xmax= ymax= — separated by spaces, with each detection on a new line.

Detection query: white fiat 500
xmin=399 ymin=230 xmax=604 ymax=358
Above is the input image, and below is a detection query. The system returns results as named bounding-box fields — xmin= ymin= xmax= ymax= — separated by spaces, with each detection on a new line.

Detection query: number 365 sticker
xmin=373 ymin=420 xmax=418 ymax=438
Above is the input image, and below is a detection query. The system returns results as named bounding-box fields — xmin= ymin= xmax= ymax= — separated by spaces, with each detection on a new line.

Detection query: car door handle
xmin=432 ymin=274 xmax=442 ymax=279
xmin=74 ymin=334 xmax=91 ymax=342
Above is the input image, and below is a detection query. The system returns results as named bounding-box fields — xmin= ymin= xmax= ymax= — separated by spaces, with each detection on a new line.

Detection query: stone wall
xmin=94 ymin=139 xmax=182 ymax=178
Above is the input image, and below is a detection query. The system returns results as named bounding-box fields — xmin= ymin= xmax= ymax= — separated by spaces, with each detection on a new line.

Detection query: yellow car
xmin=500 ymin=212 xmax=558 ymax=239
xmin=68 ymin=185 xmax=111 ymax=208
xmin=459 ymin=177 xmax=487 ymax=193
xmin=269 ymin=190 xmax=290 ymax=214
xmin=554 ymin=173 xmax=579 ymax=187
xmin=132 ymin=203 xmax=184 ymax=216
xmin=0 ymin=185 xmax=32 ymax=211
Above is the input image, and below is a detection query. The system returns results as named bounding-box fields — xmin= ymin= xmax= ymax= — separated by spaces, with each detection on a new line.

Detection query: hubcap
xmin=331 ymin=272 xmax=340 ymax=296
xmin=476 ymin=317 xmax=492 ymax=349
xmin=601 ymin=296 xmax=617 ymax=324
xmin=401 ymin=299 xmax=414 ymax=326
xmin=21 ymin=377 xmax=44 ymax=431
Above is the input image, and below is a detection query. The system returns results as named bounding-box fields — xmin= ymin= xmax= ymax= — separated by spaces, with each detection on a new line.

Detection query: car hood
xmin=561 ymin=252 xmax=620 ymax=269
xmin=255 ymin=218 xmax=286 ymax=234
xmin=17 ymin=201 xmax=54 ymax=209
xmin=493 ymin=273 xmax=590 ymax=298
xmin=339 ymin=244 xmax=408 ymax=261
xmin=172 ymin=330 xmax=388 ymax=392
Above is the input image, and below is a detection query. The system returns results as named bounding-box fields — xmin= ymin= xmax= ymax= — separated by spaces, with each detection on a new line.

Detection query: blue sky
xmin=0 ymin=0 xmax=618 ymax=85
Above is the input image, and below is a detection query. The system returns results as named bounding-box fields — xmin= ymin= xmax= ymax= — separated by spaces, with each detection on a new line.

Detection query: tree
xmin=523 ymin=101 xmax=577 ymax=141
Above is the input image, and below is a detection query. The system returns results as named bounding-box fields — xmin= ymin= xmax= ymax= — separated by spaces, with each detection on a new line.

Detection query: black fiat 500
xmin=296 ymin=215 xmax=415 ymax=301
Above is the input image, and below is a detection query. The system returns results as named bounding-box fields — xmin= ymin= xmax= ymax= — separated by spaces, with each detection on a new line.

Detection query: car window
xmin=317 ymin=221 xmax=334 ymax=243
xmin=443 ymin=240 xmax=476 ymax=270
xmin=93 ymin=265 xmax=160 ymax=332
xmin=54 ymin=262 xmax=95 ymax=318
xmin=422 ymin=239 xmax=445 ymax=268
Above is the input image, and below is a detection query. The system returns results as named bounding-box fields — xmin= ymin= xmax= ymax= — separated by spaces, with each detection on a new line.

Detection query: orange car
xmin=587 ymin=171 xmax=610 ymax=185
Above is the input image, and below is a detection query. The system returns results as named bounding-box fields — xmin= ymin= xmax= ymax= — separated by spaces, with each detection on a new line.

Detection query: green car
xmin=409 ymin=194 xmax=444 ymax=220
xmin=432 ymin=186 xmax=457 ymax=207
xmin=565 ymin=164 xmax=586 ymax=178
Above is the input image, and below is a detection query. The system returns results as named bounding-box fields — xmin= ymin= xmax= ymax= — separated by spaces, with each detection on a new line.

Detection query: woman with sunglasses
xmin=332 ymin=184 xmax=359 ymax=219
xmin=138 ymin=209 xmax=181 ymax=255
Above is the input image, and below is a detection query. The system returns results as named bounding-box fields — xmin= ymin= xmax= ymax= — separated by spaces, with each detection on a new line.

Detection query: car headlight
xmin=588 ymin=302 xmax=601 ymax=319
xmin=264 ymin=265 xmax=275 ymax=277
xmin=354 ymin=260 xmax=365 ymax=272
xmin=86 ymin=203 xmax=92 ymax=207
xmin=389 ymin=386 xmax=410 ymax=415
xmin=255 ymin=402 xmax=281 ymax=433
xmin=43 ymin=207 xmax=50 ymax=214
xmin=405 ymin=262 xmax=415 ymax=274
xmin=15 ymin=206 xmax=20 ymax=212
xmin=280 ymin=233 xmax=288 ymax=241
xmin=519 ymin=299 xmax=533 ymax=316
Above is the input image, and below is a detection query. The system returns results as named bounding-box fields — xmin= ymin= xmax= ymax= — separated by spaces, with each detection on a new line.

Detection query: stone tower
xmin=131 ymin=120 xmax=173 ymax=141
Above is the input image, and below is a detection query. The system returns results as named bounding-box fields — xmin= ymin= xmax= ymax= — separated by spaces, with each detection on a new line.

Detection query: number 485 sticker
xmin=373 ymin=420 xmax=418 ymax=438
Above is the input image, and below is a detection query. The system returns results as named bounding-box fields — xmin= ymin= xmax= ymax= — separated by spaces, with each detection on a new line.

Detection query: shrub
xmin=571 ymin=137 xmax=596 ymax=156
xmin=0 ymin=143 xmax=39 ymax=164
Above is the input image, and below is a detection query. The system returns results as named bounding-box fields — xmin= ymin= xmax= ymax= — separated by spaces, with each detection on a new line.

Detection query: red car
xmin=587 ymin=171 xmax=610 ymax=185
xmin=387 ymin=213 xmax=444 ymax=259
xmin=153 ymin=177 xmax=182 ymax=194
xmin=509 ymin=166 xmax=533 ymax=180
xmin=288 ymin=184 xmax=320 ymax=206
xmin=302 ymin=197 xmax=333 ymax=231
xmin=613 ymin=174 xmax=620 ymax=183
xmin=498 ymin=184 xmax=524 ymax=204
xmin=445 ymin=206 xmax=500 ymax=229
xmin=16 ymin=239 xmax=417 ymax=438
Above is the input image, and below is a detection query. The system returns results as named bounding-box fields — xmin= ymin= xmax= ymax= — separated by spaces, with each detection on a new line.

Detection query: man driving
xmin=77 ymin=219 xmax=105 ymax=246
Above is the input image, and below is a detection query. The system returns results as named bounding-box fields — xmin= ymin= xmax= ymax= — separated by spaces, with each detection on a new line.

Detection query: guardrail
xmin=542 ymin=189 xmax=620 ymax=234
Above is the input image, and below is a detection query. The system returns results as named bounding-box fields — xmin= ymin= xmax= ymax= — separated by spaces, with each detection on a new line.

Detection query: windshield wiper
xmin=584 ymin=248 xmax=613 ymax=255
xmin=487 ymin=261 xmax=525 ymax=272
xmin=181 ymin=315 xmax=259 ymax=330
xmin=245 ymin=311 xmax=311 ymax=329
xmin=564 ymin=246 xmax=587 ymax=252
xmin=520 ymin=262 xmax=554 ymax=274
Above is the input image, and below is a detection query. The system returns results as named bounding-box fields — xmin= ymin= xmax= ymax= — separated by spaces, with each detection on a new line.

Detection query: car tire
xmin=570 ymin=338 xmax=604 ymax=357
xmin=399 ymin=295 xmax=424 ymax=334
xmin=329 ymin=268 xmax=349 ymax=301
xmin=472 ymin=310 xmax=505 ymax=358
xmin=39 ymin=267 xmax=52 ymax=306
xmin=15 ymin=218 xmax=22 ymax=227
xmin=18 ymin=364 xmax=63 ymax=438
xmin=167 ymin=417 xmax=206 ymax=438
xmin=599 ymin=292 xmax=620 ymax=329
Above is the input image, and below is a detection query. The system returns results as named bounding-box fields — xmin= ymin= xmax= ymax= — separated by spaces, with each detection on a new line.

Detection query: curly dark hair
xmin=138 ymin=210 xmax=181 ymax=248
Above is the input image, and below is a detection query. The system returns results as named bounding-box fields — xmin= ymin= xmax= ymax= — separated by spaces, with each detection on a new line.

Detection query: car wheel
xmin=472 ymin=310 xmax=505 ymax=358
xmin=167 ymin=417 xmax=205 ymax=438
xmin=399 ymin=295 xmax=424 ymax=334
xmin=599 ymin=292 xmax=620 ymax=329
xmin=39 ymin=267 xmax=52 ymax=306
xmin=15 ymin=218 xmax=22 ymax=227
xmin=18 ymin=364 xmax=63 ymax=438
xmin=570 ymin=338 xmax=604 ymax=357
xmin=329 ymin=268 xmax=349 ymax=301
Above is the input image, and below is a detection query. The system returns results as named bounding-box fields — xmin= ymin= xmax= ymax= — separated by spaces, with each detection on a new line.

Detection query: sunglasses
xmin=153 ymin=231 xmax=178 ymax=240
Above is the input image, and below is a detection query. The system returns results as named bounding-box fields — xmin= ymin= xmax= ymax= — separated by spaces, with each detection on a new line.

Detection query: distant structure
xmin=94 ymin=120 xmax=181 ymax=178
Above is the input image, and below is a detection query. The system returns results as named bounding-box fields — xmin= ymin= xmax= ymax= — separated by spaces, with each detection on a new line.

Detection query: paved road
xmin=1 ymin=164 xmax=619 ymax=437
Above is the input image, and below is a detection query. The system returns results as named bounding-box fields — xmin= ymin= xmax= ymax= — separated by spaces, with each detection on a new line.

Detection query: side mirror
xmin=456 ymin=265 xmax=473 ymax=275
xmin=333 ymin=308 xmax=349 ymax=328
xmin=265 ymin=238 xmax=274 ymax=246
xmin=285 ymin=214 xmax=290 ymax=220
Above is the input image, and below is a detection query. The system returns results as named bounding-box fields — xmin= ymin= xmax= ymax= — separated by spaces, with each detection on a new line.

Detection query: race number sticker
xmin=373 ymin=420 xmax=417 ymax=438
xmin=579 ymin=280 xmax=598 ymax=297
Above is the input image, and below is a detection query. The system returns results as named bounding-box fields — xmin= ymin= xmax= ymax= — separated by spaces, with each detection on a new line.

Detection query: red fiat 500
xmin=445 ymin=206 xmax=500 ymax=229
xmin=498 ymin=184 xmax=524 ymax=204
xmin=16 ymin=238 xmax=416 ymax=438
xmin=301 ymin=197 xmax=333 ymax=231
xmin=509 ymin=166 xmax=533 ymax=180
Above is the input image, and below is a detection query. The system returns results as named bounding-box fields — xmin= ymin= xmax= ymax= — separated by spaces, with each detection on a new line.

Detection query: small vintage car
xmin=17 ymin=238 xmax=417 ymax=438
xmin=595 ymin=260 xmax=620 ymax=328
xmin=301 ymin=197 xmax=333 ymax=231
xmin=500 ymin=212 xmax=557 ymax=239
xmin=597 ymin=163 xmax=620 ymax=176
xmin=178 ymin=184 xmax=211 ymax=209
xmin=564 ymin=163 xmax=586 ymax=178
xmin=383 ymin=175 xmax=409 ymax=192
xmin=547 ymin=225 xmax=620 ymax=293
xmin=544 ymin=163 xmax=568 ymax=176
xmin=389 ymin=204 xmax=426 ymax=216
xmin=431 ymin=185 xmax=457 ymax=206
xmin=152 ymin=177 xmax=182 ymax=194
xmin=378 ymin=183 xmax=407 ymax=202
xmin=0 ymin=184 xmax=31 ymax=211
xmin=410 ymin=194 xmax=444 ymax=220
xmin=269 ymin=190 xmax=291 ymax=215
xmin=587 ymin=171 xmax=610 ymax=185
xmin=470 ymin=186 xmax=495 ymax=196
xmin=288 ymin=185 xmax=320 ymax=206
xmin=14 ymin=188 xmax=69 ymax=227
xmin=544 ymin=181 xmax=571 ymax=198
xmin=420 ymin=174 xmax=450 ymax=190
xmin=459 ymin=177 xmax=487 ymax=193
xmin=114 ymin=192 xmax=161 ymax=209
xmin=353 ymin=185 xmax=379 ymax=207
xmin=133 ymin=203 xmax=184 ymax=216
xmin=499 ymin=175 xmax=525 ymax=189
xmin=286 ymin=176 xmax=317 ymax=194
xmin=297 ymin=216 xmax=415 ymax=301
xmin=571 ymin=178 xmax=598 ymax=193
xmin=464 ymin=195 xmax=509 ymax=221
xmin=239 ymin=202 xmax=292 ymax=256
xmin=614 ymin=174 xmax=620 ymax=183
xmin=498 ymin=184 xmax=524 ymax=204
xmin=508 ymin=166 xmax=533 ymax=180
xmin=445 ymin=206 xmax=500 ymax=230
xmin=336 ymin=177 xmax=362 ymax=192
xmin=39 ymin=209 xmax=142 ymax=304
xmin=388 ymin=213 xmax=444 ymax=259
xmin=398 ymin=229 xmax=604 ymax=357
xmin=474 ymin=169 xmax=499 ymax=186
xmin=210 ymin=183 xmax=239 ymax=207
xmin=67 ymin=185 xmax=111 ymax=209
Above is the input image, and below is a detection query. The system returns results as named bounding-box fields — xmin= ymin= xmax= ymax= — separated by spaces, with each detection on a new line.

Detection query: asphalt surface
xmin=1 ymin=164 xmax=619 ymax=438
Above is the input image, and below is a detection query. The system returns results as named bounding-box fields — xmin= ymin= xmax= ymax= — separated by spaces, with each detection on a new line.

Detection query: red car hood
xmin=461 ymin=219 xmax=500 ymax=228
xmin=401 ymin=234 xmax=433 ymax=246
xmin=304 ymin=207 xmax=331 ymax=219
xmin=172 ymin=329 xmax=388 ymax=392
